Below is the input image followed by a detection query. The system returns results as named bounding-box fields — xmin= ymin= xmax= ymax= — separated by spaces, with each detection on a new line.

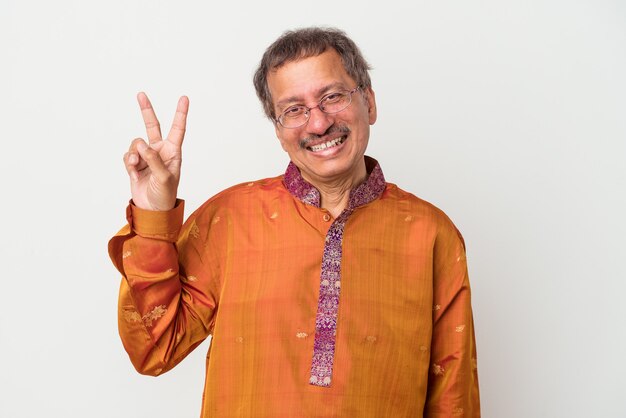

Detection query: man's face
xmin=267 ymin=49 xmax=377 ymax=186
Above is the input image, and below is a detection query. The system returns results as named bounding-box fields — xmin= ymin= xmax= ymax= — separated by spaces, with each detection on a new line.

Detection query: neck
xmin=304 ymin=161 xmax=367 ymax=218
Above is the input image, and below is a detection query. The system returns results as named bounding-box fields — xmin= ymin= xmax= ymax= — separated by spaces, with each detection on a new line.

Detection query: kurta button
xmin=323 ymin=214 xmax=331 ymax=222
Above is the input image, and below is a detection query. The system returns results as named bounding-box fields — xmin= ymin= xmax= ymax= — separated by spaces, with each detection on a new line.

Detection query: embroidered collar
xmin=283 ymin=156 xmax=386 ymax=209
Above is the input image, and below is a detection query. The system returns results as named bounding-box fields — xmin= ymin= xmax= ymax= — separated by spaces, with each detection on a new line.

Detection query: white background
xmin=1 ymin=0 xmax=625 ymax=417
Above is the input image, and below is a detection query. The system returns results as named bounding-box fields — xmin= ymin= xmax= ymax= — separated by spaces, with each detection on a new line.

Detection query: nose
xmin=305 ymin=106 xmax=333 ymax=136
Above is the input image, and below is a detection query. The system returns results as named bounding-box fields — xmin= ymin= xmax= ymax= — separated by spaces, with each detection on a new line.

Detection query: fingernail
xmin=137 ymin=142 xmax=147 ymax=152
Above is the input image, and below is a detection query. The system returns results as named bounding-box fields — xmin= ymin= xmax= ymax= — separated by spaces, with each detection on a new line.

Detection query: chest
xmin=211 ymin=204 xmax=435 ymax=340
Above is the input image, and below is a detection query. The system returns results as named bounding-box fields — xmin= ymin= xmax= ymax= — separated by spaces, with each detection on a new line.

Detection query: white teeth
xmin=309 ymin=136 xmax=346 ymax=152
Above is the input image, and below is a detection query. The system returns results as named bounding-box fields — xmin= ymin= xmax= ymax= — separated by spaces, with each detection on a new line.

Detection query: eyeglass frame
xmin=274 ymin=86 xmax=362 ymax=129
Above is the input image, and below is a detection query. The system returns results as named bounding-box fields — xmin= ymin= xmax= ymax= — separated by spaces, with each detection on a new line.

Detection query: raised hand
xmin=124 ymin=92 xmax=189 ymax=211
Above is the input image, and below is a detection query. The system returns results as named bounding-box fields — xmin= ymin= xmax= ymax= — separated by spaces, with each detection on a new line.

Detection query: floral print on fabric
xmin=283 ymin=162 xmax=321 ymax=207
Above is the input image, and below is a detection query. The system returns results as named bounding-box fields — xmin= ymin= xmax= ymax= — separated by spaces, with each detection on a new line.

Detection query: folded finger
xmin=136 ymin=141 xmax=171 ymax=183
xmin=123 ymin=151 xmax=140 ymax=182
xmin=126 ymin=138 xmax=149 ymax=175
xmin=128 ymin=137 xmax=147 ymax=153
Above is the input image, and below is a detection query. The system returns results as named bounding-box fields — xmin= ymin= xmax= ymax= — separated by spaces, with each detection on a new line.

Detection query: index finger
xmin=166 ymin=96 xmax=189 ymax=147
xmin=137 ymin=92 xmax=163 ymax=144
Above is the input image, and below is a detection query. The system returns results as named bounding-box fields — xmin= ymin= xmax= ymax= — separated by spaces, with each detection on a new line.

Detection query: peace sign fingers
xmin=137 ymin=92 xmax=163 ymax=145
xmin=166 ymin=96 xmax=189 ymax=147
xmin=126 ymin=93 xmax=189 ymax=211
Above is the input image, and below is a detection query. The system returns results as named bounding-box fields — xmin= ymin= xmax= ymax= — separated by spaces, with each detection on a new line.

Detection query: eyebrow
xmin=275 ymin=82 xmax=347 ymax=111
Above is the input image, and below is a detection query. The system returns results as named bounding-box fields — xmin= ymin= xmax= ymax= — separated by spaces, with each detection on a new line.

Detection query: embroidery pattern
xmin=142 ymin=305 xmax=167 ymax=327
xmin=122 ymin=309 xmax=142 ymax=324
xmin=284 ymin=157 xmax=386 ymax=388
xmin=431 ymin=363 xmax=445 ymax=376
xmin=189 ymin=223 xmax=200 ymax=239
xmin=283 ymin=162 xmax=321 ymax=206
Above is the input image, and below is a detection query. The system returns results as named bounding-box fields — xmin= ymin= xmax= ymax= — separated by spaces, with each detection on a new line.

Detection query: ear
xmin=364 ymin=87 xmax=377 ymax=125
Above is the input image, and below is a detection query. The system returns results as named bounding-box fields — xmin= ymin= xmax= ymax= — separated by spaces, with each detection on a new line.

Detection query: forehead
xmin=267 ymin=49 xmax=356 ymax=108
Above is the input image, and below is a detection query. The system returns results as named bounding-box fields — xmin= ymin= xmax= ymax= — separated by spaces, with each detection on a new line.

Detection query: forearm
xmin=109 ymin=200 xmax=215 ymax=375
xmin=424 ymin=224 xmax=480 ymax=417
xmin=425 ymin=283 xmax=480 ymax=417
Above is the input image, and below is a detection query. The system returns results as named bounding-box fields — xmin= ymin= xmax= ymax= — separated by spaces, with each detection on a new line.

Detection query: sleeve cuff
xmin=126 ymin=199 xmax=185 ymax=242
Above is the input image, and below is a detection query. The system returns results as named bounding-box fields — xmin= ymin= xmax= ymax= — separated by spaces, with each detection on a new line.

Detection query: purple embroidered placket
xmin=283 ymin=157 xmax=386 ymax=387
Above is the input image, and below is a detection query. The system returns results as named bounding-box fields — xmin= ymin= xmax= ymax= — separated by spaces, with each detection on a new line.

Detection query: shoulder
xmin=187 ymin=174 xmax=288 ymax=222
xmin=381 ymin=183 xmax=456 ymax=227
xmin=382 ymin=182 xmax=466 ymax=248
xmin=213 ymin=175 xmax=286 ymax=202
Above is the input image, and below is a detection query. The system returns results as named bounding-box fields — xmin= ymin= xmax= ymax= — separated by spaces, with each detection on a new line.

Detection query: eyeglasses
xmin=275 ymin=86 xmax=361 ymax=129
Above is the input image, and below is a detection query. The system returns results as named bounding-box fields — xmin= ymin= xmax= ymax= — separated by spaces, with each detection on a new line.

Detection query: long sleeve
xmin=108 ymin=200 xmax=219 ymax=376
xmin=424 ymin=222 xmax=480 ymax=417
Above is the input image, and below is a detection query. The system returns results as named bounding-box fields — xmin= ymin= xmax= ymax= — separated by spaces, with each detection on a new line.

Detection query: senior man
xmin=109 ymin=27 xmax=480 ymax=417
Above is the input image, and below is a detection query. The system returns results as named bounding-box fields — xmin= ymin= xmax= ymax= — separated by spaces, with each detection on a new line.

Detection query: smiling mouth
xmin=307 ymin=136 xmax=347 ymax=152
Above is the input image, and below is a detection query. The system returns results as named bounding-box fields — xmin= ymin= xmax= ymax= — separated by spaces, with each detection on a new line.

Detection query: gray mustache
xmin=299 ymin=125 xmax=351 ymax=149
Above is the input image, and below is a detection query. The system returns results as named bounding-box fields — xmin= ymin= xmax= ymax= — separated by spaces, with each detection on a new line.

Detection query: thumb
xmin=136 ymin=141 xmax=172 ymax=183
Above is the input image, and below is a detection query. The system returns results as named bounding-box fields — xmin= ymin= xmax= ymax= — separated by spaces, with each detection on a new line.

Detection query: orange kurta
xmin=108 ymin=161 xmax=480 ymax=417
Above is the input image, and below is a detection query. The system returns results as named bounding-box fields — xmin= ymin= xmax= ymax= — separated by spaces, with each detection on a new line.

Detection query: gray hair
xmin=253 ymin=27 xmax=372 ymax=120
